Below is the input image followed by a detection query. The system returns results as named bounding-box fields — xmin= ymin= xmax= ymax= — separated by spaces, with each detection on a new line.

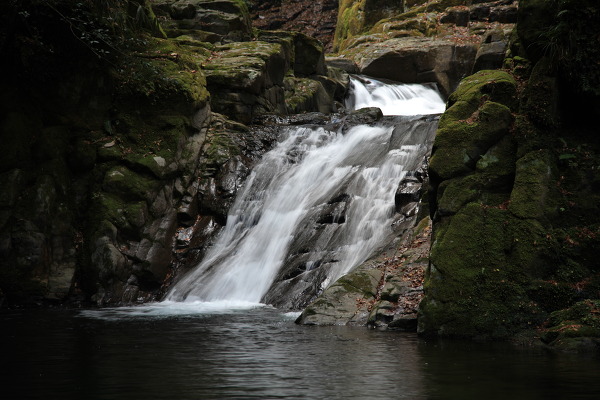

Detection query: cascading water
xmin=166 ymin=76 xmax=445 ymax=307
xmin=345 ymin=76 xmax=445 ymax=116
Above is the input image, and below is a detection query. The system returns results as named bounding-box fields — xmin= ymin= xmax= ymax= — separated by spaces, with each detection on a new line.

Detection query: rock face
xmin=418 ymin=0 xmax=600 ymax=349
xmin=297 ymin=218 xmax=431 ymax=329
xmin=331 ymin=0 xmax=517 ymax=96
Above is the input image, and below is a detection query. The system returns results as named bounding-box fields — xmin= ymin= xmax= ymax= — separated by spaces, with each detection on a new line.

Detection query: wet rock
xmin=297 ymin=218 xmax=431 ymax=328
xmin=343 ymin=107 xmax=383 ymax=126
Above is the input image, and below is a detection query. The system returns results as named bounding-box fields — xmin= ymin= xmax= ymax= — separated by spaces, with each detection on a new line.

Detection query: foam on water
xmin=79 ymin=300 xmax=267 ymax=320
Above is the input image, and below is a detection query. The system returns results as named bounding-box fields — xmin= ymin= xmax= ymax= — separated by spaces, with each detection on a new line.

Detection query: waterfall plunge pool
xmin=2 ymin=306 xmax=600 ymax=400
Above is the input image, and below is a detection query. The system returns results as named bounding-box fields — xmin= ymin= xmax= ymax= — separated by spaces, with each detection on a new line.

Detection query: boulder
xmin=440 ymin=6 xmax=470 ymax=27
xmin=473 ymin=29 xmax=509 ymax=72
xmin=349 ymin=36 xmax=478 ymax=98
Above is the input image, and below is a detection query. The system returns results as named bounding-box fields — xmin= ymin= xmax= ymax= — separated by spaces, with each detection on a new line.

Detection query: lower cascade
xmin=165 ymin=76 xmax=444 ymax=308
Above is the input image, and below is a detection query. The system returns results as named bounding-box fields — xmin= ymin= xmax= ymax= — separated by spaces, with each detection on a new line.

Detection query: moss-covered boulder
xmin=541 ymin=300 xmax=600 ymax=352
xmin=297 ymin=265 xmax=384 ymax=326
xmin=331 ymin=1 xmax=517 ymax=97
xmin=429 ymin=70 xmax=517 ymax=181
xmin=202 ymin=32 xmax=337 ymax=122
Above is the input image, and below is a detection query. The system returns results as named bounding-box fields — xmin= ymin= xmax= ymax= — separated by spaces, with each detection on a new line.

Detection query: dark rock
xmin=489 ymin=4 xmax=518 ymax=23
xmin=326 ymin=57 xmax=360 ymax=74
xmin=440 ymin=7 xmax=470 ymax=27
xmin=473 ymin=30 xmax=509 ymax=72
xmin=469 ymin=4 xmax=491 ymax=21
xmin=343 ymin=107 xmax=383 ymax=126
xmin=293 ymin=33 xmax=327 ymax=76
xmin=388 ymin=315 xmax=418 ymax=331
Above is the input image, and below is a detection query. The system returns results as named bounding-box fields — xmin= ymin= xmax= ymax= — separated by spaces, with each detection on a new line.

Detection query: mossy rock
xmin=102 ymin=166 xmax=160 ymax=202
xmin=520 ymin=57 xmax=560 ymax=128
xmin=430 ymin=101 xmax=514 ymax=181
xmin=435 ymin=171 xmax=512 ymax=217
xmin=93 ymin=192 xmax=149 ymax=239
xmin=203 ymin=41 xmax=286 ymax=94
xmin=284 ymin=77 xmax=333 ymax=114
xmin=115 ymin=38 xmax=209 ymax=113
xmin=509 ymin=149 xmax=557 ymax=220
xmin=541 ymin=300 xmax=600 ymax=350
xmin=420 ymin=202 xmax=545 ymax=338
xmin=475 ymin=135 xmax=517 ymax=177
xmin=371 ymin=14 xmax=438 ymax=37
xmin=297 ymin=264 xmax=383 ymax=326
xmin=442 ymin=70 xmax=518 ymax=121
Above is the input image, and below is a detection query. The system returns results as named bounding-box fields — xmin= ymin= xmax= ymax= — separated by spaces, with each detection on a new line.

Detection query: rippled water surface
xmin=2 ymin=306 xmax=600 ymax=399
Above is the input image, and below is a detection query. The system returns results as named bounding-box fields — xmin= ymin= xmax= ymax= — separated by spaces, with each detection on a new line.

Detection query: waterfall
xmin=166 ymin=76 xmax=444 ymax=306
xmin=345 ymin=76 xmax=445 ymax=116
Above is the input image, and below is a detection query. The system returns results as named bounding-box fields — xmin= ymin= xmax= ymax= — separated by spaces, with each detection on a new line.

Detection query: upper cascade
xmin=345 ymin=76 xmax=446 ymax=116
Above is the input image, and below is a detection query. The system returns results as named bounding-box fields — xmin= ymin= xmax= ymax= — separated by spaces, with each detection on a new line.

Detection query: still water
xmin=2 ymin=305 xmax=600 ymax=400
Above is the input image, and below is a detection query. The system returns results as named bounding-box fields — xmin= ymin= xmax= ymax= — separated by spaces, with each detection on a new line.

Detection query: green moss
xmin=203 ymin=41 xmax=286 ymax=95
xmin=114 ymin=38 xmax=209 ymax=112
xmin=102 ymin=165 xmax=160 ymax=201
xmin=94 ymin=192 xmax=148 ymax=238
xmin=430 ymin=101 xmax=514 ymax=181
xmin=476 ymin=136 xmax=517 ymax=177
xmin=442 ymin=70 xmax=518 ymax=121
xmin=334 ymin=0 xmax=365 ymax=52
xmin=527 ymin=280 xmax=577 ymax=313
xmin=335 ymin=270 xmax=379 ymax=298
xmin=284 ymin=77 xmax=323 ymax=113
xmin=541 ymin=300 xmax=600 ymax=347
xmin=421 ymin=201 xmax=547 ymax=338
xmin=509 ymin=150 xmax=557 ymax=220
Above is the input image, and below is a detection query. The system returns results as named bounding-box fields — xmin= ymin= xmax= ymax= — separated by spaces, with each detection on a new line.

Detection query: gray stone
xmin=352 ymin=37 xmax=478 ymax=97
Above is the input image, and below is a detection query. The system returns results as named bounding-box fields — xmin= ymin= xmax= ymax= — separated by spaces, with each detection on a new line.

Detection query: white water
xmin=346 ymin=76 xmax=445 ymax=116
xmin=165 ymin=76 xmax=445 ymax=305
xmin=79 ymin=300 xmax=266 ymax=320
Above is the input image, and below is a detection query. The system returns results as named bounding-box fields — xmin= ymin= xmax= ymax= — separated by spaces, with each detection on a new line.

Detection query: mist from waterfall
xmin=165 ymin=76 xmax=445 ymax=305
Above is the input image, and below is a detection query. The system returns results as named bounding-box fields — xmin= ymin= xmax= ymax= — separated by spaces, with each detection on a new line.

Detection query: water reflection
xmin=1 ymin=307 xmax=599 ymax=399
